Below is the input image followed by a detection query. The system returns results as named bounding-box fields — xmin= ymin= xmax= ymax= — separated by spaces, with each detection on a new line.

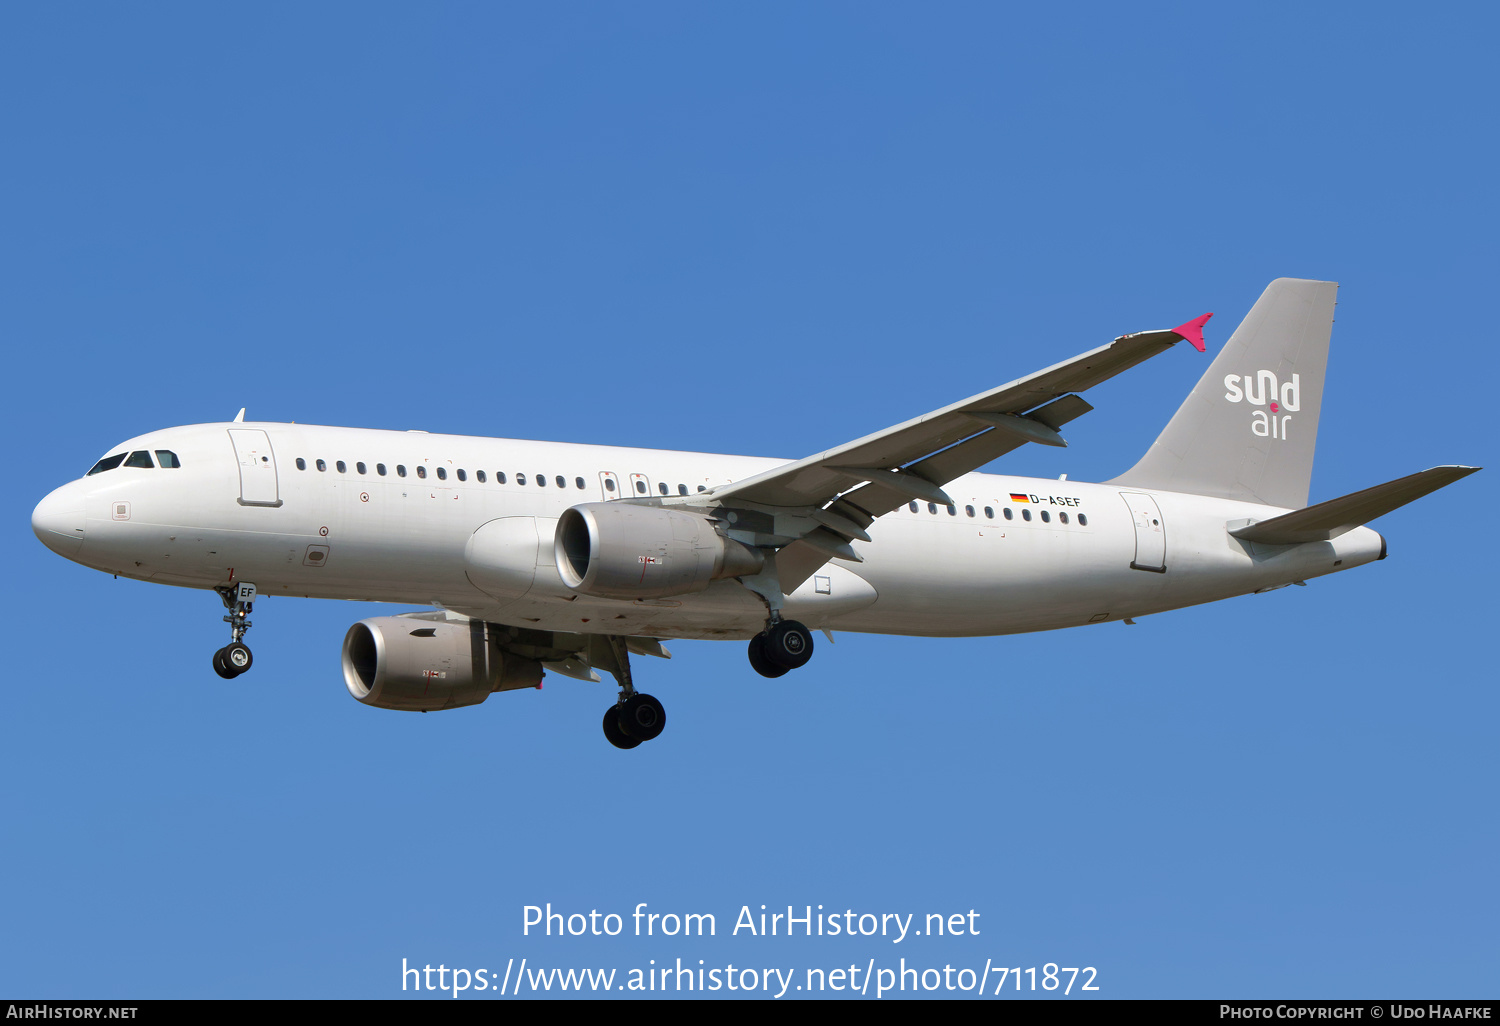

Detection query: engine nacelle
xmin=555 ymin=503 xmax=764 ymax=600
xmin=342 ymin=617 xmax=544 ymax=712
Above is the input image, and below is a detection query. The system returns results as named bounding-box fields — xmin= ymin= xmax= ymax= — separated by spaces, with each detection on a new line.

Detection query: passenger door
xmin=1119 ymin=492 xmax=1165 ymax=572
xmin=228 ymin=429 xmax=282 ymax=507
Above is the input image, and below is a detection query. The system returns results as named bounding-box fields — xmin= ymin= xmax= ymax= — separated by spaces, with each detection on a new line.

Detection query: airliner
xmin=31 ymin=279 xmax=1478 ymax=748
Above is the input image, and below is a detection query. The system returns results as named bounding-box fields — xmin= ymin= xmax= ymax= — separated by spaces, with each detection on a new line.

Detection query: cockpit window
xmin=155 ymin=450 xmax=181 ymax=468
xmin=124 ymin=450 xmax=155 ymax=469
xmin=87 ymin=453 xmax=127 ymax=476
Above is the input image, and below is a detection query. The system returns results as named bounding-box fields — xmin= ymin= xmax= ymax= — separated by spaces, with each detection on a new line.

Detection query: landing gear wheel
xmin=212 ymin=647 xmax=238 ymax=680
xmin=603 ymin=706 xmax=641 ymax=750
xmin=762 ymin=619 xmax=814 ymax=670
xmin=223 ymin=642 xmax=253 ymax=675
xmin=747 ymin=633 xmax=789 ymax=678
xmin=618 ymin=693 xmax=666 ymax=741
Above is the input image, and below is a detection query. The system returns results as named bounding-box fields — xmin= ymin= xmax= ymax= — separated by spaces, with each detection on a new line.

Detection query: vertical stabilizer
xmin=1109 ymin=278 xmax=1337 ymax=509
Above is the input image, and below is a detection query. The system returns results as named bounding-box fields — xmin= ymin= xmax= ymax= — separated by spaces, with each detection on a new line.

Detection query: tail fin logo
xmin=1224 ymin=371 xmax=1301 ymax=440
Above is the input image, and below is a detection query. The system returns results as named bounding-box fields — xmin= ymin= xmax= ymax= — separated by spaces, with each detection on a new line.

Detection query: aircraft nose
xmin=32 ymin=487 xmax=86 ymax=559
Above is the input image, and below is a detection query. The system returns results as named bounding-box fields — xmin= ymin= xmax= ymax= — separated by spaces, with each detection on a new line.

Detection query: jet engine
xmin=555 ymin=503 xmax=764 ymax=600
xmin=342 ymin=617 xmax=544 ymax=712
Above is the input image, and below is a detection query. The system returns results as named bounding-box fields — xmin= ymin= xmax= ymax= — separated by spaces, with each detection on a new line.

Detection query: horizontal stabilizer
xmin=1229 ymin=466 xmax=1481 ymax=545
xmin=624 ymin=637 xmax=673 ymax=660
xmin=541 ymin=657 xmax=602 ymax=683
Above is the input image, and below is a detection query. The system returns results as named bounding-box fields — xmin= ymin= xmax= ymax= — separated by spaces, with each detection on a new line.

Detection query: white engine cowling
xmin=555 ymin=503 xmax=763 ymax=600
xmin=342 ymin=617 xmax=544 ymax=712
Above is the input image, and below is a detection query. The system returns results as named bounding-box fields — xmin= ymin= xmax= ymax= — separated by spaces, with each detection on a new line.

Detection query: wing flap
xmin=905 ymin=393 xmax=1097 ymax=502
xmin=773 ymin=539 xmax=838 ymax=593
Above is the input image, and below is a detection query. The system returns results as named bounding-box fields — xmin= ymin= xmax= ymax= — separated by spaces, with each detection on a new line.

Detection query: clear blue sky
xmin=3 ymin=2 xmax=1494 ymax=999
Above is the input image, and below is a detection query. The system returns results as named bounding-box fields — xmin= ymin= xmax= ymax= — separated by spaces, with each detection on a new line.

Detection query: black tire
xmin=212 ymin=647 xmax=238 ymax=680
xmin=603 ymin=706 xmax=641 ymax=749
xmin=618 ymin=693 xmax=666 ymax=741
xmin=763 ymin=620 xmax=814 ymax=670
xmin=223 ymin=642 xmax=253 ymax=675
xmin=747 ymin=633 xmax=789 ymax=678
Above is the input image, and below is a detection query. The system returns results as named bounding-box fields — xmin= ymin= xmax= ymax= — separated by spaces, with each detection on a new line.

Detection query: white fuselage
xmin=32 ymin=421 xmax=1386 ymax=641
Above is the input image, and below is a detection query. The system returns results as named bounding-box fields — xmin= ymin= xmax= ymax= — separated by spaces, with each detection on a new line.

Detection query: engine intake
xmin=556 ymin=503 xmax=763 ymax=600
xmin=342 ymin=617 xmax=543 ymax=712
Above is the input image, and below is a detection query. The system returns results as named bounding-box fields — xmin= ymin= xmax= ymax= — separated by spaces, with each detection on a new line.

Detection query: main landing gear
xmin=734 ymin=562 xmax=815 ymax=679
xmin=747 ymin=618 xmax=814 ymax=679
xmin=212 ymin=582 xmax=257 ymax=680
xmin=600 ymin=636 xmax=666 ymax=750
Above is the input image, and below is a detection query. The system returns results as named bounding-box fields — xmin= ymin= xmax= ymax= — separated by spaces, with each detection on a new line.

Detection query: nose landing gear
xmin=212 ymin=582 xmax=257 ymax=679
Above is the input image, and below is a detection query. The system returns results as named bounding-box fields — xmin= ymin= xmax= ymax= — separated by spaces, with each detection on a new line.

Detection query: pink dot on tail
xmin=1270 ymin=402 xmax=1279 ymax=413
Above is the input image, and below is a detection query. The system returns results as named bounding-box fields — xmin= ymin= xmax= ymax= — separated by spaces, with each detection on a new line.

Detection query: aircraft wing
xmin=696 ymin=318 xmax=1210 ymax=589
xmin=712 ymin=324 xmax=1204 ymax=515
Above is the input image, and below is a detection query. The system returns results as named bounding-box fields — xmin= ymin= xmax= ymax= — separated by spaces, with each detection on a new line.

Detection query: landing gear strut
xmin=212 ymin=582 xmax=257 ymax=679
xmin=600 ymin=635 xmax=667 ymax=749
xmin=736 ymin=559 xmax=816 ymax=679
xmin=748 ymin=618 xmax=814 ymax=678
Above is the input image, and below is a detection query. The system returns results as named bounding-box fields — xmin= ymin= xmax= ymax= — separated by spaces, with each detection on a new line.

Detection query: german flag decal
xmin=1009 ymin=493 xmax=1030 ymax=503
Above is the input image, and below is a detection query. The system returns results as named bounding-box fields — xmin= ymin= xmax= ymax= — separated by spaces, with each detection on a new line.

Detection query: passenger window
xmin=87 ymin=453 xmax=127 ymax=476
xmin=1060 ymin=512 xmax=1069 ymax=524
xmin=435 ymin=467 xmax=446 ymax=480
xmin=1078 ymin=514 xmax=1088 ymax=527
xmin=457 ymin=469 xmax=466 ymax=482
xmin=556 ymin=476 xmax=566 ymax=488
xmin=909 ymin=501 xmax=919 ymax=513
xmin=635 ymin=480 xmax=647 ymax=494
xmin=356 ymin=462 xmax=366 ymax=475
xmin=1022 ymin=508 xmax=1032 ymax=521
xmin=155 ymin=450 xmax=181 ymax=468
xmin=678 ymin=484 xmax=688 ymax=495
xmin=697 ymin=485 xmax=707 ymax=492
xmin=124 ymin=450 xmax=154 ymax=469
xmin=965 ymin=505 xmax=975 ymax=518
xmin=927 ymin=502 xmax=937 ymax=514
xmin=316 ymin=459 xmax=327 ymax=472
xmin=497 ymin=472 xmax=507 ymax=484
xmin=416 ymin=466 xmax=426 ymax=479
xmin=377 ymin=464 xmax=387 ymax=476
xmin=516 ymin=473 xmax=526 ymax=485
xmin=476 ymin=470 xmax=486 ymax=483
xmin=1003 ymin=508 xmax=1013 ymax=520
xmin=604 ymin=477 xmax=615 ymax=492
xmin=397 ymin=465 xmax=407 ymax=477
xmin=1040 ymin=510 xmax=1050 ymax=523
xmin=576 ymin=478 xmax=586 ymax=490
xmin=984 ymin=506 xmax=994 ymax=519
xmin=658 ymin=482 xmax=669 ymax=495
xmin=947 ymin=504 xmax=957 ymax=516
xmin=295 ymin=458 xmax=307 ymax=471
xmin=336 ymin=460 xmax=347 ymax=473
xmin=537 ymin=474 xmax=546 ymax=487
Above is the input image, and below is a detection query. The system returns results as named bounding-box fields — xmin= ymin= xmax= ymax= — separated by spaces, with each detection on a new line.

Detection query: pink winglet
xmin=1171 ymin=312 xmax=1213 ymax=352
